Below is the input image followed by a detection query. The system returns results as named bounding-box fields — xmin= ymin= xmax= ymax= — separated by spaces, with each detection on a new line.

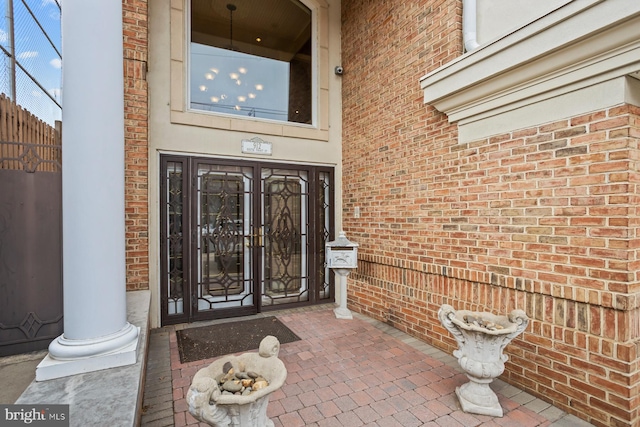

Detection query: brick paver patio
xmin=141 ymin=305 xmax=592 ymax=427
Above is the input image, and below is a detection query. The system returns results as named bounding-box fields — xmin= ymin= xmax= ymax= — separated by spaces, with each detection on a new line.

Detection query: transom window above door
xmin=189 ymin=0 xmax=313 ymax=125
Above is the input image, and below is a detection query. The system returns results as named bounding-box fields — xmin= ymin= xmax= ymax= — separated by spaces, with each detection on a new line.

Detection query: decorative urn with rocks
xmin=438 ymin=304 xmax=529 ymax=417
xmin=187 ymin=335 xmax=287 ymax=427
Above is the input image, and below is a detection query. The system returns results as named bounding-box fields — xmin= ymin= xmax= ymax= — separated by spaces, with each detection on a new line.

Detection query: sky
xmin=0 ymin=0 xmax=61 ymax=126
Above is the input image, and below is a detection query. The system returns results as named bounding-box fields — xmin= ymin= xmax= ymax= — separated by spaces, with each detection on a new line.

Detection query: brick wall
xmin=123 ymin=0 xmax=149 ymax=291
xmin=341 ymin=0 xmax=640 ymax=425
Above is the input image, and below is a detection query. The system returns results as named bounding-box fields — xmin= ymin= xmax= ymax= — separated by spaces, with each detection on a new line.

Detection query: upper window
xmin=189 ymin=0 xmax=313 ymax=125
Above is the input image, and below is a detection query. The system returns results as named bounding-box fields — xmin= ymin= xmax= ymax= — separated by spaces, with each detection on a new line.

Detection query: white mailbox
xmin=326 ymin=231 xmax=359 ymax=269
xmin=326 ymin=231 xmax=358 ymax=320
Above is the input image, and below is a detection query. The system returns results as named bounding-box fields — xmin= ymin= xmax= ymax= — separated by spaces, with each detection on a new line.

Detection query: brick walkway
xmin=141 ymin=305 xmax=592 ymax=427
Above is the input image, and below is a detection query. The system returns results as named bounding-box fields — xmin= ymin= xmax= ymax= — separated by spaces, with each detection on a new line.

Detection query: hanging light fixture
xmin=227 ymin=3 xmax=237 ymax=51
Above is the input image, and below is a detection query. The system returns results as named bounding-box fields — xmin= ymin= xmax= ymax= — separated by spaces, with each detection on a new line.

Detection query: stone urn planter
xmin=438 ymin=304 xmax=529 ymax=417
xmin=187 ymin=335 xmax=287 ymax=427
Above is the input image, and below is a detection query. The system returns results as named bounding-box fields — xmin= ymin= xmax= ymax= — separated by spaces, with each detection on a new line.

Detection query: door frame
xmin=160 ymin=154 xmax=335 ymax=325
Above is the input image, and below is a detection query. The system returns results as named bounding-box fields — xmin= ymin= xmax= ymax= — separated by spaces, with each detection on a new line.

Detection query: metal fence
xmin=0 ymin=0 xmax=61 ymax=127
xmin=0 ymin=97 xmax=62 ymax=356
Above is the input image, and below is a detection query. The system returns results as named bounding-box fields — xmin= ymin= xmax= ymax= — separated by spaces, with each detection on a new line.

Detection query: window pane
xmin=190 ymin=0 xmax=312 ymax=124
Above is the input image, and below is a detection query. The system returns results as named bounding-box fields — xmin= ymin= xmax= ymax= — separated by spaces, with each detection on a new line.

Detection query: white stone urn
xmin=187 ymin=335 xmax=287 ymax=427
xmin=438 ymin=304 xmax=529 ymax=417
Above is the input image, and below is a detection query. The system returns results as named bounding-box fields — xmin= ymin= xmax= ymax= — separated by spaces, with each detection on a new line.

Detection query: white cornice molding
xmin=420 ymin=0 xmax=640 ymax=135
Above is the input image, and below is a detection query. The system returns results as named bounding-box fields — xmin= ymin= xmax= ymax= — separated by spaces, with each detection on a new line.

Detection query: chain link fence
xmin=0 ymin=0 xmax=61 ymax=126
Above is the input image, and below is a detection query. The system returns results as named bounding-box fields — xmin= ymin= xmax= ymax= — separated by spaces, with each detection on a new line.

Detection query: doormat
xmin=176 ymin=317 xmax=301 ymax=364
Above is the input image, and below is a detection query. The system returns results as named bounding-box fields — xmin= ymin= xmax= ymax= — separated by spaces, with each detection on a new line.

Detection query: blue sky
xmin=1 ymin=0 xmax=61 ymax=125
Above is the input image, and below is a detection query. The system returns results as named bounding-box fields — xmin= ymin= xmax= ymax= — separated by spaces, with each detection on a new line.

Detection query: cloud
xmin=18 ymin=51 xmax=39 ymax=59
xmin=49 ymin=88 xmax=61 ymax=100
xmin=0 ymin=29 xmax=7 ymax=44
xmin=42 ymin=0 xmax=61 ymax=20
xmin=50 ymin=58 xmax=61 ymax=69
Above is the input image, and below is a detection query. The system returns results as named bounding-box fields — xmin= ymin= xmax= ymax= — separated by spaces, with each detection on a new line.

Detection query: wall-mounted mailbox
xmin=326 ymin=232 xmax=359 ymax=269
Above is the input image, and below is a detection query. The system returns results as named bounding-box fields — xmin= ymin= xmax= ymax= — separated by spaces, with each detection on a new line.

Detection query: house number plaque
xmin=242 ymin=137 xmax=272 ymax=155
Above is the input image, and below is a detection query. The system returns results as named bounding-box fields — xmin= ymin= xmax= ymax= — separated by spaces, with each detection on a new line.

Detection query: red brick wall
xmin=123 ymin=0 xmax=149 ymax=291
xmin=341 ymin=0 xmax=640 ymax=425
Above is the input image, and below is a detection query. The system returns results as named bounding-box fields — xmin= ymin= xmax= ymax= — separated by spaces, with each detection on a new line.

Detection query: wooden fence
xmin=0 ymin=93 xmax=61 ymax=172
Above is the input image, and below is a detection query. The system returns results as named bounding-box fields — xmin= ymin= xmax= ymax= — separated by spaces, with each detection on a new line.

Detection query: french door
xmin=160 ymin=156 xmax=334 ymax=325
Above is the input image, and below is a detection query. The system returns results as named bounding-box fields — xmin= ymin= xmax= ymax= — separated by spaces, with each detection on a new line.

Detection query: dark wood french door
xmin=160 ymin=156 xmax=334 ymax=325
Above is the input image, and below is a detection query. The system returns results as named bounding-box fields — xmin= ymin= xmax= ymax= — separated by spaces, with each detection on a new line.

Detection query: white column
xmin=36 ymin=0 xmax=139 ymax=381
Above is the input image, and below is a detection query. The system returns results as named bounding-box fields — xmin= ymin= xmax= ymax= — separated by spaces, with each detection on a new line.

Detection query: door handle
xmin=258 ymin=227 xmax=263 ymax=247
xmin=244 ymin=227 xmax=264 ymax=247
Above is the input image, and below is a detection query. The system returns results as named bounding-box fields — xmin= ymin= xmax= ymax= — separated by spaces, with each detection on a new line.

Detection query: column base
xmin=334 ymin=306 xmax=353 ymax=320
xmin=36 ymin=324 xmax=139 ymax=381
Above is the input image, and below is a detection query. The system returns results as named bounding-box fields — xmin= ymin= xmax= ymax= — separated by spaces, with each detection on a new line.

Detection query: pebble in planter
xmin=438 ymin=304 xmax=529 ymax=417
xmin=187 ymin=335 xmax=287 ymax=427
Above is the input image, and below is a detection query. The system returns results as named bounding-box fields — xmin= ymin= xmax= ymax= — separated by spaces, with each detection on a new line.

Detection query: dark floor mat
xmin=176 ymin=316 xmax=300 ymax=363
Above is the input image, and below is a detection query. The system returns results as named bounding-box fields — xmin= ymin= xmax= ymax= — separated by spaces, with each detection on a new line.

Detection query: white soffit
xmin=420 ymin=0 xmax=640 ymax=141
